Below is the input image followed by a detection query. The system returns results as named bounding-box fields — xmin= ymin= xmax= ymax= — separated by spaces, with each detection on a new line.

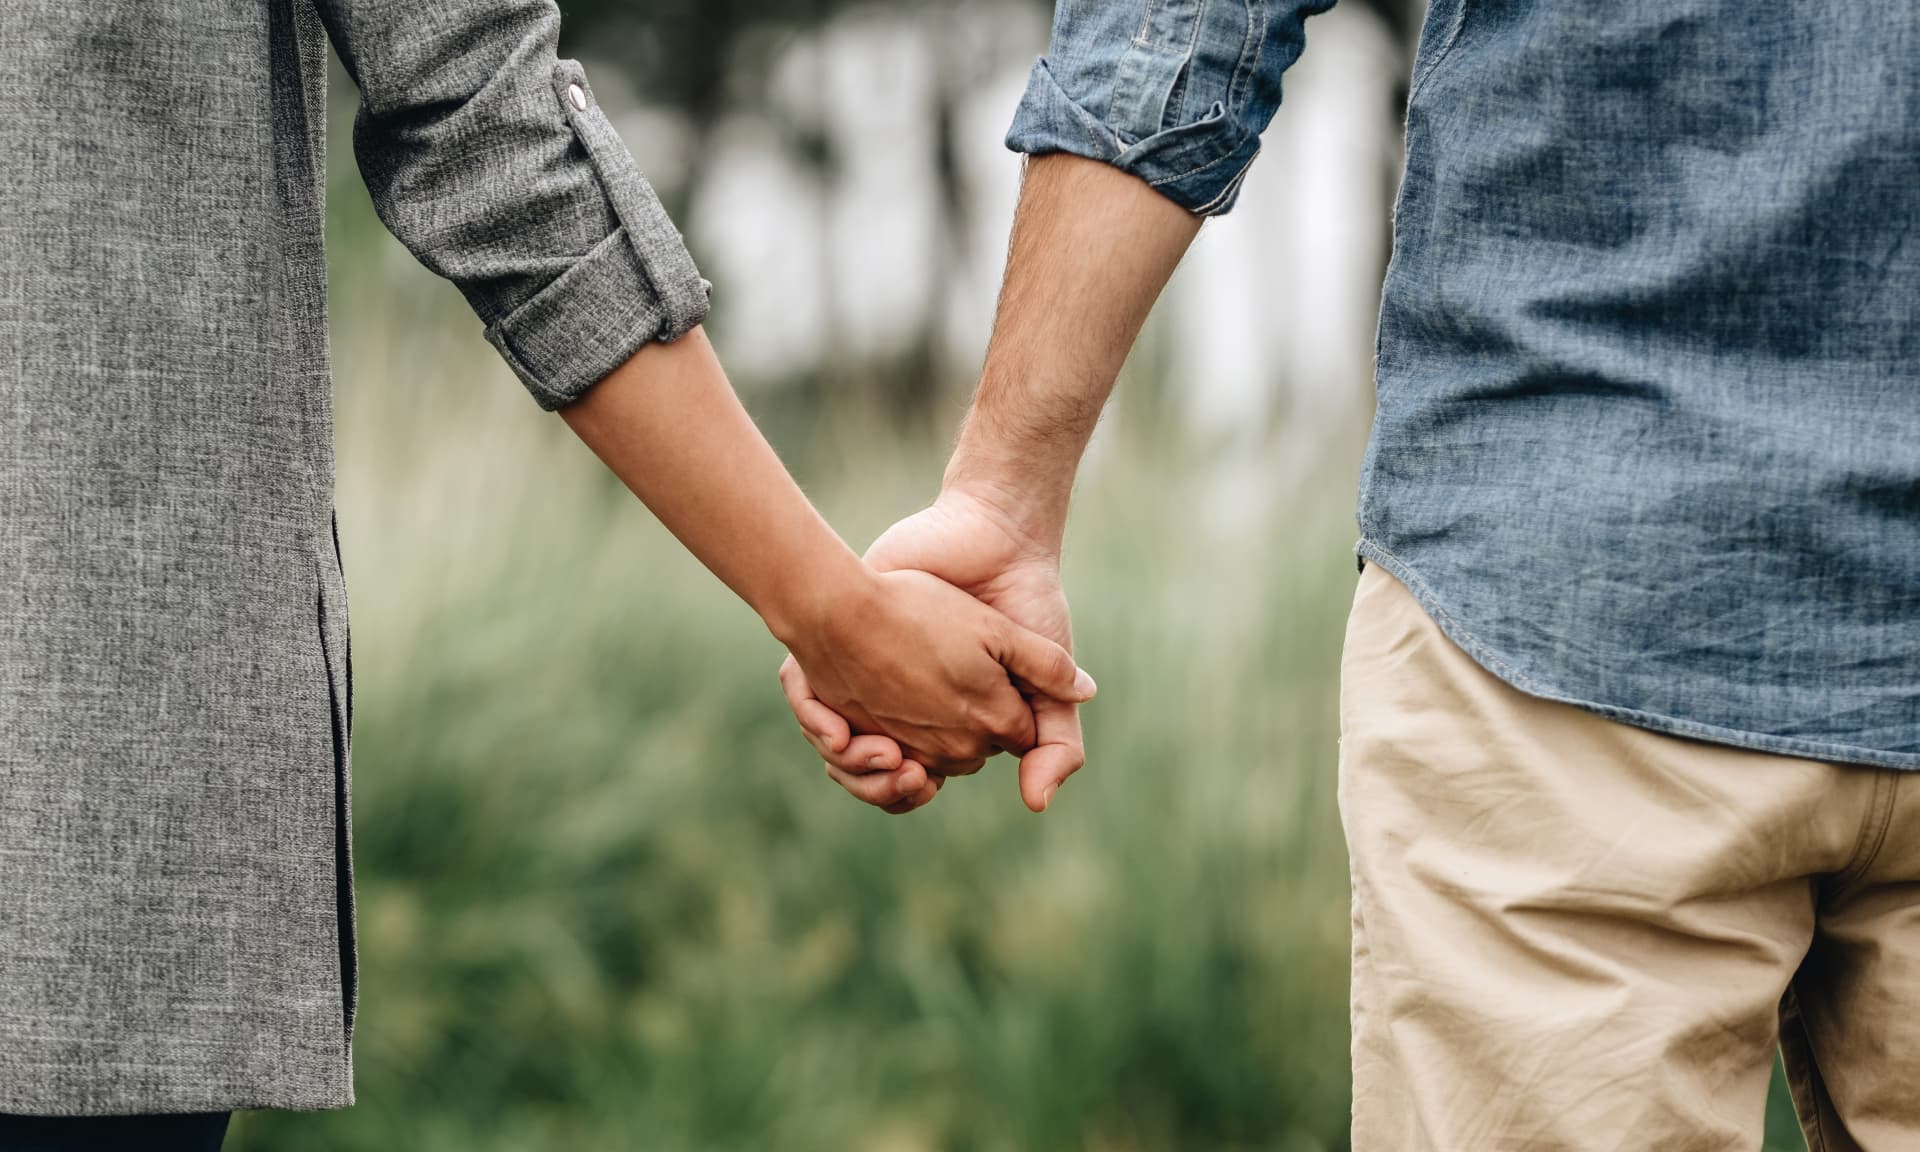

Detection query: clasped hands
xmin=778 ymin=486 xmax=1087 ymax=816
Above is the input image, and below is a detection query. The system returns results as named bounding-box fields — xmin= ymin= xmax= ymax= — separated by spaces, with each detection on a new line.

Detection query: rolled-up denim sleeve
xmin=1007 ymin=0 xmax=1336 ymax=216
xmin=317 ymin=0 xmax=710 ymax=409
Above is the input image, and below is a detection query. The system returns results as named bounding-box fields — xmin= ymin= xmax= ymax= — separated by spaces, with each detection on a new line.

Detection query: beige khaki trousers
xmin=1340 ymin=564 xmax=1920 ymax=1151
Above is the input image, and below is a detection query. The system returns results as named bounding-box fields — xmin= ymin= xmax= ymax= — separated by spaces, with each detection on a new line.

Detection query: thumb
xmin=1018 ymin=698 xmax=1086 ymax=814
xmin=779 ymin=654 xmax=852 ymax=754
xmin=991 ymin=620 xmax=1096 ymax=705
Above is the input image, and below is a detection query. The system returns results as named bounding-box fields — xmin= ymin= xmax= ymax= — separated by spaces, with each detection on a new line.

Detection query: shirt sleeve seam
xmin=483 ymin=225 xmax=698 ymax=410
xmin=1140 ymin=127 xmax=1254 ymax=189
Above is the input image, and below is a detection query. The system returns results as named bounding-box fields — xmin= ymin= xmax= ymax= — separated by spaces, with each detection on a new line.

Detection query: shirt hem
xmin=1004 ymin=57 xmax=1257 ymax=217
xmin=0 ymin=1088 xmax=355 ymax=1117
xmin=1355 ymin=539 xmax=1920 ymax=773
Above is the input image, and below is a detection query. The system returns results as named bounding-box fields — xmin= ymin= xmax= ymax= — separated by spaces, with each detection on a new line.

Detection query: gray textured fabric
xmin=0 ymin=0 xmax=708 ymax=1115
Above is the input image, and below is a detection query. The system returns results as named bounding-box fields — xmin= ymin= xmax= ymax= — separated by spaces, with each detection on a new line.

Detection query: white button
xmin=567 ymin=83 xmax=588 ymax=111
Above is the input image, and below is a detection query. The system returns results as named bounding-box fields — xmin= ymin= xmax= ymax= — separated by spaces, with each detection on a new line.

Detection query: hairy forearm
xmin=944 ymin=153 xmax=1202 ymax=552
xmin=560 ymin=327 xmax=870 ymax=644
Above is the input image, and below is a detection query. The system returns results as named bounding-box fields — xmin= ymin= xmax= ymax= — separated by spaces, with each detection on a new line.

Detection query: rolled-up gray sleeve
xmin=317 ymin=0 xmax=709 ymax=409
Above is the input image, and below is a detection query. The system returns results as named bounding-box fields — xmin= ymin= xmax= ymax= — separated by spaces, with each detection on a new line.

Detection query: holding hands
xmin=777 ymin=551 xmax=1091 ymax=815
xmin=782 ymin=487 xmax=1086 ymax=815
xmin=559 ymin=329 xmax=1091 ymax=821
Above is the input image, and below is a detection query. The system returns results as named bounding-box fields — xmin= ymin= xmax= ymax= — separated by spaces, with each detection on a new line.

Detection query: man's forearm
xmin=944 ymin=153 xmax=1202 ymax=551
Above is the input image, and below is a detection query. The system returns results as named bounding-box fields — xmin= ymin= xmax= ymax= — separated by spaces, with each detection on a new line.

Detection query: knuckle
xmin=997 ymin=703 xmax=1034 ymax=739
xmin=923 ymin=755 xmax=966 ymax=778
xmin=967 ymin=699 xmax=1018 ymax=739
xmin=959 ymin=697 xmax=991 ymax=728
xmin=931 ymin=726 xmax=971 ymax=758
xmin=947 ymin=732 xmax=992 ymax=762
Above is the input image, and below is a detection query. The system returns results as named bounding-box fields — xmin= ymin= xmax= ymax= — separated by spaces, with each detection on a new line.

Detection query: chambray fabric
xmin=0 ymin=0 xmax=706 ymax=1115
xmin=1006 ymin=0 xmax=1335 ymax=214
xmin=1011 ymin=2 xmax=1920 ymax=767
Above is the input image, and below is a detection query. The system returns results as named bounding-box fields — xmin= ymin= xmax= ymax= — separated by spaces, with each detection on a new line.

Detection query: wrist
xmin=941 ymin=450 xmax=1072 ymax=560
xmin=759 ymin=543 xmax=881 ymax=652
xmin=936 ymin=466 xmax=1075 ymax=560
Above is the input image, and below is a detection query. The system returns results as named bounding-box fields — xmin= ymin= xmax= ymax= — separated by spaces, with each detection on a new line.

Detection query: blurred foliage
xmin=231 ymin=3 xmax=1812 ymax=1147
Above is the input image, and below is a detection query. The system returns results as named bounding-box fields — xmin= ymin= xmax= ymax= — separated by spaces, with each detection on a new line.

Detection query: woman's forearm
xmin=559 ymin=326 xmax=875 ymax=645
xmin=560 ymin=325 xmax=1091 ymax=779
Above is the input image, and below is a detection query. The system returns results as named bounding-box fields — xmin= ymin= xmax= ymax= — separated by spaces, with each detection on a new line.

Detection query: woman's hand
xmin=780 ymin=487 xmax=1087 ymax=815
xmin=775 ymin=563 xmax=1094 ymax=811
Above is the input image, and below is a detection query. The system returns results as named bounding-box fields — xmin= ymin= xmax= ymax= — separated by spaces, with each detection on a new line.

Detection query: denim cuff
xmin=1004 ymin=57 xmax=1263 ymax=217
xmin=484 ymin=62 xmax=711 ymax=411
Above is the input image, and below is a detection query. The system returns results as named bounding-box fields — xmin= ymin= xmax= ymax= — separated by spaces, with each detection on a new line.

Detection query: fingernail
xmin=867 ymin=756 xmax=889 ymax=771
xmin=1042 ymin=783 xmax=1059 ymax=811
xmin=1073 ymin=668 xmax=1097 ymax=699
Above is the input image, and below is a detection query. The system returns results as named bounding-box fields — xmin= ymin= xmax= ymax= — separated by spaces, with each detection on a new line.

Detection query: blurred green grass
xmin=225 ymin=109 xmax=1809 ymax=1152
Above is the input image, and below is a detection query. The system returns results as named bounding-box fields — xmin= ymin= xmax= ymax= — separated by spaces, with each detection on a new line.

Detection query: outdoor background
xmin=231 ymin=1 xmax=1807 ymax=1148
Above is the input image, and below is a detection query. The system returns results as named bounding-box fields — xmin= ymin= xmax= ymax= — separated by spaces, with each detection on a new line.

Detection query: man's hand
xmin=781 ymin=486 xmax=1084 ymax=815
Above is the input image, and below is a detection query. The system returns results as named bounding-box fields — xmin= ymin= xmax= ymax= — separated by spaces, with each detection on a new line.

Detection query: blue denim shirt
xmin=1009 ymin=2 xmax=1920 ymax=768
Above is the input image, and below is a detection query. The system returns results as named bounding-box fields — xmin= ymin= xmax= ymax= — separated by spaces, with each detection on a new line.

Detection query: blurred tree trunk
xmin=560 ymin=0 xmax=1426 ymax=419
